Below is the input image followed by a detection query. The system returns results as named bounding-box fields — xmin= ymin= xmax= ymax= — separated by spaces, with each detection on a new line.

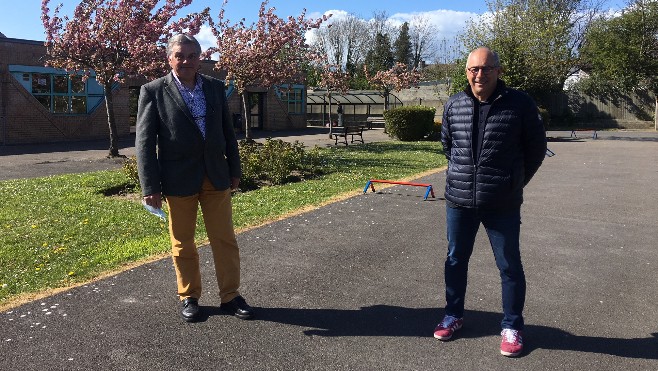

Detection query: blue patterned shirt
xmin=172 ymin=72 xmax=206 ymax=138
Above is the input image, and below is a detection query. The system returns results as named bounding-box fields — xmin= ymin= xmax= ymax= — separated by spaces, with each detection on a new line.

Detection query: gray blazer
xmin=136 ymin=72 xmax=241 ymax=197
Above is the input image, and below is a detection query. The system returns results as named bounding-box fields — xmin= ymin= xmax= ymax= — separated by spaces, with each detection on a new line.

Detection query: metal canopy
xmin=306 ymin=90 xmax=402 ymax=106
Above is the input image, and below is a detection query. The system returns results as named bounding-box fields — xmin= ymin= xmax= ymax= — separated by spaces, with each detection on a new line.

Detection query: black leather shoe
xmin=181 ymin=297 xmax=200 ymax=322
xmin=220 ymin=296 xmax=254 ymax=319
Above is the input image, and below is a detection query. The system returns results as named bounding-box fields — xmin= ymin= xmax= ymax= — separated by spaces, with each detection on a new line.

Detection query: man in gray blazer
xmin=136 ymin=34 xmax=253 ymax=322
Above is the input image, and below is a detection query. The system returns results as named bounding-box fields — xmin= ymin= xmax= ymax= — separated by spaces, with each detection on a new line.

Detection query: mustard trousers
xmin=166 ymin=177 xmax=240 ymax=303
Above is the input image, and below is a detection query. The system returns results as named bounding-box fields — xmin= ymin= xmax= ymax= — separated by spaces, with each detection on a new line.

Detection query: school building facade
xmin=0 ymin=34 xmax=307 ymax=145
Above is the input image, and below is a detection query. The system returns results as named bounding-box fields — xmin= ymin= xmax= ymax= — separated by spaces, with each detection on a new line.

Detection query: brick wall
xmin=264 ymin=89 xmax=306 ymax=130
xmin=0 ymin=38 xmax=130 ymax=145
xmin=1 ymin=38 xmax=306 ymax=144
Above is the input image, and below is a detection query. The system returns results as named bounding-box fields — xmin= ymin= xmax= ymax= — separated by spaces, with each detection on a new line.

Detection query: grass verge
xmin=0 ymin=141 xmax=445 ymax=309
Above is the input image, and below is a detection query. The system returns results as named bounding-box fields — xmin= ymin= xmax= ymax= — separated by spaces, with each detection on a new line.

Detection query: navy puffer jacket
xmin=441 ymin=81 xmax=547 ymax=209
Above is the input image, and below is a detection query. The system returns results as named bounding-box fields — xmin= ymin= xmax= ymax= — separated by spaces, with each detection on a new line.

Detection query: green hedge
xmin=538 ymin=106 xmax=551 ymax=128
xmin=238 ymin=138 xmax=324 ymax=191
xmin=122 ymin=138 xmax=325 ymax=193
xmin=383 ymin=105 xmax=436 ymax=141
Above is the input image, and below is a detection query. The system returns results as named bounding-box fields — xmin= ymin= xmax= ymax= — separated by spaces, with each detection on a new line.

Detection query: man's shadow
xmin=205 ymin=305 xmax=657 ymax=359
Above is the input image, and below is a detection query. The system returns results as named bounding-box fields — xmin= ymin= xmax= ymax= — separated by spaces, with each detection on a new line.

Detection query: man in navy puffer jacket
xmin=433 ymin=47 xmax=547 ymax=357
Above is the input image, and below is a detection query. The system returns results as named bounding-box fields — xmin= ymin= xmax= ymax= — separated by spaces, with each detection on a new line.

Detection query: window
xmin=10 ymin=65 xmax=105 ymax=115
xmin=277 ymin=84 xmax=305 ymax=114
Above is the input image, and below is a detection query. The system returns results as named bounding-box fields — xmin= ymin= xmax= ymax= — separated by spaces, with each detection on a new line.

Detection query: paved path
xmin=1 ymin=130 xmax=657 ymax=370
xmin=0 ymin=127 xmax=391 ymax=180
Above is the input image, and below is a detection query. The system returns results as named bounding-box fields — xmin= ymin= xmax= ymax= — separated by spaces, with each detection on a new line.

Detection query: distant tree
xmin=312 ymin=14 xmax=361 ymax=67
xmin=342 ymin=19 xmax=373 ymax=90
xmin=394 ymin=22 xmax=412 ymax=67
xmin=447 ymin=57 xmax=469 ymax=96
xmin=578 ymin=0 xmax=658 ymax=129
xmin=41 ymin=0 xmax=208 ymax=157
xmin=365 ymin=33 xmax=395 ymax=77
xmin=409 ymin=15 xmax=438 ymax=69
xmin=310 ymin=13 xmax=371 ymax=89
xmin=369 ymin=10 xmax=396 ymax=41
xmin=366 ymin=62 xmax=421 ymax=110
xmin=310 ymin=11 xmax=429 ymax=89
xmin=459 ymin=0 xmax=600 ymax=107
xmin=419 ymin=38 xmax=464 ymax=106
xmin=208 ymin=0 xmax=328 ymax=140
xmin=306 ymin=48 xmax=351 ymax=137
xmin=345 ymin=60 xmax=371 ymax=90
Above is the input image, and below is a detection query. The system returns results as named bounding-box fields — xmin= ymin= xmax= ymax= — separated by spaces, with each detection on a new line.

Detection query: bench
xmin=363 ymin=179 xmax=435 ymax=200
xmin=571 ymin=128 xmax=598 ymax=139
xmin=306 ymin=119 xmax=325 ymax=127
xmin=331 ymin=125 xmax=365 ymax=145
xmin=366 ymin=116 xmax=385 ymax=129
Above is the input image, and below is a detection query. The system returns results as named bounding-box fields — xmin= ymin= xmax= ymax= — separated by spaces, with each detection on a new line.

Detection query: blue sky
xmin=2 ymin=0 xmax=627 ymax=45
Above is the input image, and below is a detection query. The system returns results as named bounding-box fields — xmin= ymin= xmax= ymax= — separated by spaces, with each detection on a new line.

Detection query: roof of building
xmin=306 ymin=89 xmax=403 ymax=106
xmin=0 ymin=31 xmax=6 ymax=38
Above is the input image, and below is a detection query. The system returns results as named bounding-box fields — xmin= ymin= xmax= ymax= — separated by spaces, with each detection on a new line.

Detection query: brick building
xmin=0 ymin=35 xmax=307 ymax=145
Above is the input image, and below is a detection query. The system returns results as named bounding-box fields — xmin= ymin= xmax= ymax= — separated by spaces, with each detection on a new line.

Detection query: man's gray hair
xmin=166 ymin=34 xmax=202 ymax=57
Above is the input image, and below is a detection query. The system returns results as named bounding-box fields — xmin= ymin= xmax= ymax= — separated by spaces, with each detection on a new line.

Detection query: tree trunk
xmin=103 ymin=83 xmax=121 ymax=158
xmin=383 ymin=87 xmax=390 ymax=134
xmin=241 ymin=94 xmax=252 ymax=141
xmin=328 ymin=92 xmax=333 ymax=139
xmin=654 ymin=95 xmax=657 ymax=131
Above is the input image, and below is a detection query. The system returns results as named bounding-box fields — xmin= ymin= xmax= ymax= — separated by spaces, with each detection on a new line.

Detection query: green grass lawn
xmin=0 ymin=141 xmax=446 ymax=307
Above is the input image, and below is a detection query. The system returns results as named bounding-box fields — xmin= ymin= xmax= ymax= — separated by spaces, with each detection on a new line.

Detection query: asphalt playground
xmin=1 ymin=128 xmax=657 ymax=370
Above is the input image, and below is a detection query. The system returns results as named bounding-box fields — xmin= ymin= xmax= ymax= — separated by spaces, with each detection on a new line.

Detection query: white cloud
xmin=317 ymin=9 xmax=350 ymax=22
xmin=199 ymin=8 xmax=481 ymax=61
xmin=196 ymin=25 xmax=217 ymax=53
xmin=303 ymin=10 xmax=349 ymax=46
xmin=387 ymin=9 xmax=478 ymax=42
xmin=306 ymin=8 xmax=478 ymax=47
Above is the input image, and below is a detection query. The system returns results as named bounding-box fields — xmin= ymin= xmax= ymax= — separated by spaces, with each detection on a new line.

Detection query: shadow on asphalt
xmin=601 ymin=135 xmax=658 ymax=142
xmin=546 ymin=133 xmax=658 ymax=143
xmin=222 ymin=306 xmax=656 ymax=360
xmin=364 ymin=190 xmax=445 ymax=201
xmin=546 ymin=136 xmax=585 ymax=143
xmin=188 ymin=304 xmax=658 ymax=360
xmin=528 ymin=323 xmax=658 ymax=360
xmin=0 ymin=136 xmax=136 ymax=156
xmin=236 ymin=127 xmax=331 ymax=140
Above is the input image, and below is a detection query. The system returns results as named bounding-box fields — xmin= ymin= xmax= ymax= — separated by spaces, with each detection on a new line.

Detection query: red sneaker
xmin=433 ymin=315 xmax=463 ymax=340
xmin=500 ymin=329 xmax=523 ymax=357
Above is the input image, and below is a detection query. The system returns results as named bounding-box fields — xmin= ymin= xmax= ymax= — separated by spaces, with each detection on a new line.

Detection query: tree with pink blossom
xmin=307 ymin=51 xmax=351 ymax=137
xmin=366 ymin=62 xmax=422 ymax=110
xmin=41 ymin=0 xmax=209 ymax=157
xmin=207 ymin=0 xmax=329 ymax=140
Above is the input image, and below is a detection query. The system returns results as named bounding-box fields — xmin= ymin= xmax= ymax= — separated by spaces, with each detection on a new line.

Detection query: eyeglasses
xmin=467 ymin=66 xmax=498 ymax=75
xmin=172 ymin=53 xmax=200 ymax=62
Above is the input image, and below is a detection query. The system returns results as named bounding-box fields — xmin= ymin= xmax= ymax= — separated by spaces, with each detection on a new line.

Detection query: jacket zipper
xmin=471 ymin=92 xmax=503 ymax=207
xmin=472 ymin=99 xmax=478 ymax=207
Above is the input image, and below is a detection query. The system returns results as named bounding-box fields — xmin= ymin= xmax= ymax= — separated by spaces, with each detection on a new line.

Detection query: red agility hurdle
xmin=363 ymin=179 xmax=435 ymax=200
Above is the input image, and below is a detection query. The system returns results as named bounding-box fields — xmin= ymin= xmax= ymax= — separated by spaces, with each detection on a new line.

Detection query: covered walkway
xmin=306 ymin=89 xmax=403 ymax=126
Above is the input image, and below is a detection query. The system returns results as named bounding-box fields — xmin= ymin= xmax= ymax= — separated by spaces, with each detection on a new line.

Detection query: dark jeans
xmin=444 ymin=205 xmax=526 ymax=330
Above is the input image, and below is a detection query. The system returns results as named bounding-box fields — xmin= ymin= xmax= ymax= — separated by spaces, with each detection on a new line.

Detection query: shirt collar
xmin=171 ymin=70 xmax=202 ymax=90
xmin=465 ymin=79 xmax=506 ymax=103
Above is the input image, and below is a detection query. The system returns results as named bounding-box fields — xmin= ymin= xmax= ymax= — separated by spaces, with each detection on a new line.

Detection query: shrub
xmin=238 ymin=140 xmax=263 ymax=190
xmin=122 ymin=140 xmax=325 ymax=193
xmin=426 ymin=120 xmax=442 ymax=141
xmin=238 ymin=138 xmax=325 ymax=191
xmin=383 ymin=106 xmax=436 ymax=141
xmin=122 ymin=156 xmax=140 ymax=187
xmin=538 ymin=106 xmax=551 ymax=128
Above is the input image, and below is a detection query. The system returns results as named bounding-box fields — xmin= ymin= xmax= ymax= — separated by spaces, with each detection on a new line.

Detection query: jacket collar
xmin=164 ymin=72 xmax=203 ymax=125
xmin=164 ymin=72 xmax=188 ymax=114
xmin=464 ymin=79 xmax=507 ymax=102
